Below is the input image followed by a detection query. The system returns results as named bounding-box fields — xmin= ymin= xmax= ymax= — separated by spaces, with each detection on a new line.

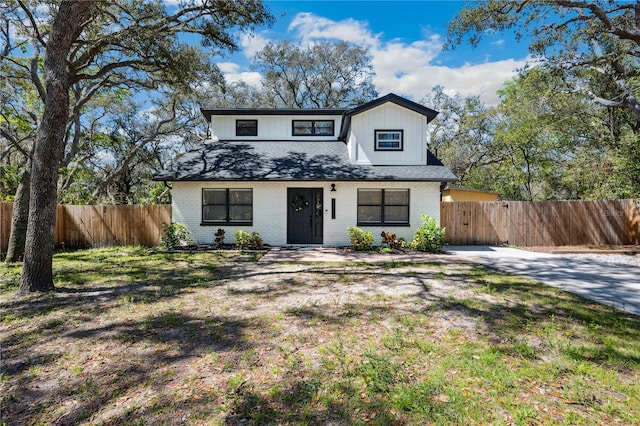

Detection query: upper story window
xmin=236 ymin=120 xmax=258 ymax=137
xmin=202 ymin=188 xmax=253 ymax=225
xmin=375 ymin=129 xmax=403 ymax=151
xmin=292 ymin=120 xmax=334 ymax=136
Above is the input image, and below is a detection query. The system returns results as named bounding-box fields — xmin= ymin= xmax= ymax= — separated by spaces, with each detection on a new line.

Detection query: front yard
xmin=1 ymin=248 xmax=639 ymax=425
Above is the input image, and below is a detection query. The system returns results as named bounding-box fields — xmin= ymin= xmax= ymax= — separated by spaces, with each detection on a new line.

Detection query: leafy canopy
xmin=446 ymin=0 xmax=640 ymax=126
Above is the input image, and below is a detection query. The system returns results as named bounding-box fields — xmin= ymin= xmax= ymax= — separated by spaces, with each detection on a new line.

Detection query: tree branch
xmin=72 ymin=59 xmax=146 ymax=83
xmin=29 ymin=41 xmax=46 ymax=102
xmin=17 ymin=0 xmax=47 ymax=47
xmin=60 ymin=109 xmax=82 ymax=168
xmin=91 ymin=100 xmax=178 ymax=200
xmin=555 ymin=1 xmax=640 ymax=44
xmin=0 ymin=128 xmax=30 ymax=159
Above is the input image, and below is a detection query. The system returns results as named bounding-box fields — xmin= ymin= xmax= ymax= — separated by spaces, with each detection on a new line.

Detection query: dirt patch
xmin=1 ymin=258 xmax=487 ymax=425
xmin=2 ymin=249 xmax=639 ymax=425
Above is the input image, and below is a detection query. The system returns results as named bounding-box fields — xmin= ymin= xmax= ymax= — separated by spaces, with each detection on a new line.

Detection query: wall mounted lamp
xmin=330 ymin=183 xmax=337 ymax=192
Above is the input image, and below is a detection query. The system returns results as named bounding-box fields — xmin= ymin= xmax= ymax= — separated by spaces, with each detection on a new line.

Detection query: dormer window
xmin=292 ymin=120 xmax=334 ymax=136
xmin=236 ymin=120 xmax=258 ymax=137
xmin=375 ymin=130 xmax=403 ymax=151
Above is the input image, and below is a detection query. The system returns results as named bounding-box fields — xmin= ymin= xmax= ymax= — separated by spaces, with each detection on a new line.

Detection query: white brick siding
xmin=172 ymin=181 xmax=441 ymax=247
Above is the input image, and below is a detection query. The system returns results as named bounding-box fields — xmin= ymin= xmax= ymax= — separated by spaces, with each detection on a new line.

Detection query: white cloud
xmin=213 ymin=33 xmax=271 ymax=89
xmin=230 ymin=71 xmax=263 ymax=87
xmin=289 ymin=12 xmax=379 ymax=47
xmin=287 ymin=12 xmax=528 ymax=105
xmin=373 ymin=56 xmax=529 ymax=106
xmin=216 ymin=62 xmax=262 ymax=87
xmin=239 ymin=32 xmax=271 ymax=58
xmin=219 ymin=11 xmax=528 ymax=105
xmin=217 ymin=62 xmax=240 ymax=74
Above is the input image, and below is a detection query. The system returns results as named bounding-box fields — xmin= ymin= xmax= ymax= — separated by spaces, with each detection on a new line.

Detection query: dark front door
xmin=287 ymin=188 xmax=323 ymax=244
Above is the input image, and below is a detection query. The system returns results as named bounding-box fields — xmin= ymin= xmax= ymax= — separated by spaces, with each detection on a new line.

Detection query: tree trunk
xmin=20 ymin=2 xmax=94 ymax=293
xmin=5 ymin=164 xmax=31 ymax=263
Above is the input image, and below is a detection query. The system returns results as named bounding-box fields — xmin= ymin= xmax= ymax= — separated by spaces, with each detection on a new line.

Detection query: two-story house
xmin=155 ymin=93 xmax=457 ymax=246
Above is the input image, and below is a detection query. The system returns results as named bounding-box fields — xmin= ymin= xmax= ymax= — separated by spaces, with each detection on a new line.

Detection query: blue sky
xmin=213 ymin=0 xmax=533 ymax=105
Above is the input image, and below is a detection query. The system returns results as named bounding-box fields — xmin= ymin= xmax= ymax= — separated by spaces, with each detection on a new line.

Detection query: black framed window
xmin=292 ymin=120 xmax=334 ymax=136
xmin=357 ymin=189 xmax=409 ymax=225
xmin=375 ymin=129 xmax=403 ymax=151
xmin=236 ymin=120 xmax=258 ymax=136
xmin=202 ymin=188 xmax=253 ymax=225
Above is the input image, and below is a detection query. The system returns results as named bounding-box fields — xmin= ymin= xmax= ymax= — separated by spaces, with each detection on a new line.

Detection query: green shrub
xmin=234 ymin=230 xmax=264 ymax=249
xmin=347 ymin=226 xmax=374 ymax=251
xmin=410 ymin=215 xmax=445 ymax=252
xmin=160 ymin=222 xmax=194 ymax=249
xmin=234 ymin=230 xmax=250 ymax=247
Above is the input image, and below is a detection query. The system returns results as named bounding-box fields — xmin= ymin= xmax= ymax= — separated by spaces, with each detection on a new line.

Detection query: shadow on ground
xmin=1 ymin=251 xmax=639 ymax=425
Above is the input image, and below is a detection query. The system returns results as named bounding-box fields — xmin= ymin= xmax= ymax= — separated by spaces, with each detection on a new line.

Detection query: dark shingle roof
xmin=154 ymin=141 xmax=457 ymax=182
xmin=200 ymin=108 xmax=346 ymax=122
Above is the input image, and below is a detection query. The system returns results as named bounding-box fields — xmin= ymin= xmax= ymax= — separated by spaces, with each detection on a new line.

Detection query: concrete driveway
xmin=445 ymin=246 xmax=640 ymax=317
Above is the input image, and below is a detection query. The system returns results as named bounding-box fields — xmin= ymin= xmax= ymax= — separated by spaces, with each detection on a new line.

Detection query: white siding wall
xmin=210 ymin=114 xmax=343 ymax=140
xmin=348 ymin=103 xmax=427 ymax=165
xmin=172 ymin=181 xmax=441 ymax=246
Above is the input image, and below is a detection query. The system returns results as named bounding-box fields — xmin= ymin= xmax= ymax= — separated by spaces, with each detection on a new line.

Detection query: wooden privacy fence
xmin=0 ymin=204 xmax=171 ymax=252
xmin=3 ymin=200 xmax=640 ymax=250
xmin=0 ymin=203 xmax=11 ymax=253
xmin=441 ymin=199 xmax=640 ymax=246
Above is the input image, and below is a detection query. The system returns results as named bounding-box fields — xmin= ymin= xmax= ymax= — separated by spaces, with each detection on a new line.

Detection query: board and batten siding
xmin=347 ymin=103 xmax=427 ymax=166
xmin=210 ymin=114 xmax=344 ymax=141
xmin=171 ymin=181 xmax=441 ymax=246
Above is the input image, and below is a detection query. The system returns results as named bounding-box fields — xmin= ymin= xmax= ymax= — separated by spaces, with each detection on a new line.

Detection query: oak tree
xmin=252 ymin=40 xmax=377 ymax=108
xmin=447 ymin=0 xmax=640 ymax=199
xmin=446 ymin=0 xmax=640 ymax=128
xmin=422 ymin=86 xmax=500 ymax=186
xmin=7 ymin=0 xmax=272 ymax=292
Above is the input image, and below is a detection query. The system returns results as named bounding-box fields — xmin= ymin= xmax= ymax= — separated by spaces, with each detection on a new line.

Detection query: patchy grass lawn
xmin=1 ymin=247 xmax=639 ymax=425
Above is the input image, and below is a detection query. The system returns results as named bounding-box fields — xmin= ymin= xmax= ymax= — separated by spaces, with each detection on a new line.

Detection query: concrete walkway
xmin=446 ymin=246 xmax=640 ymax=317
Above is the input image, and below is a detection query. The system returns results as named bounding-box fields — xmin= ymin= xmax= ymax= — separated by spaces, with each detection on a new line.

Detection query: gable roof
xmin=346 ymin=93 xmax=438 ymax=120
xmin=154 ymin=141 xmax=457 ymax=182
xmin=338 ymin=93 xmax=439 ymax=140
